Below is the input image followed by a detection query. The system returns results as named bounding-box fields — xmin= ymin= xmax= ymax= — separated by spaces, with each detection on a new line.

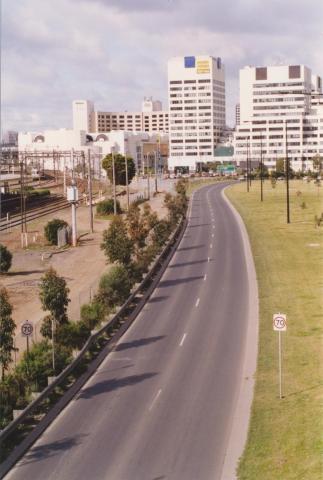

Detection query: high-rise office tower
xmin=168 ymin=55 xmax=226 ymax=172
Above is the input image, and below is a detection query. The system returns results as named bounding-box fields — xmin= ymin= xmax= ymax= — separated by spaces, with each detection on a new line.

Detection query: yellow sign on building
xmin=196 ymin=58 xmax=210 ymax=74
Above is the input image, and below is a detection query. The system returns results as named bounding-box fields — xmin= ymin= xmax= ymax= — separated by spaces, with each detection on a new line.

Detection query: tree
xmin=312 ymin=154 xmax=322 ymax=173
xmin=274 ymin=158 xmax=285 ymax=177
xmin=97 ymin=265 xmax=133 ymax=310
xmin=101 ymin=216 xmax=134 ymax=266
xmin=96 ymin=199 xmax=121 ymax=216
xmin=39 ymin=268 xmax=70 ymax=325
xmin=0 ymin=244 xmax=12 ymax=273
xmin=102 ymin=154 xmax=136 ymax=186
xmin=0 ymin=288 xmax=16 ymax=380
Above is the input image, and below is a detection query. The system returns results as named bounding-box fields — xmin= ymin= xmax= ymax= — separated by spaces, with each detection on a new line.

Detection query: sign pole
xmin=279 ymin=330 xmax=282 ymax=399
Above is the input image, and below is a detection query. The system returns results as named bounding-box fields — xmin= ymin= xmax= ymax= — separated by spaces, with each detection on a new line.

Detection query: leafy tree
xmin=151 ymin=219 xmax=172 ymax=247
xmin=101 ymin=216 xmax=134 ymax=266
xmin=126 ymin=204 xmax=148 ymax=250
xmin=44 ymin=219 xmax=68 ymax=245
xmin=97 ymin=265 xmax=133 ymax=310
xmin=175 ymin=178 xmax=188 ymax=197
xmin=0 ymin=288 xmax=16 ymax=380
xmin=312 ymin=154 xmax=322 ymax=173
xmin=274 ymin=158 xmax=285 ymax=177
xmin=39 ymin=268 xmax=70 ymax=325
xmin=102 ymin=154 xmax=136 ymax=186
xmin=0 ymin=244 xmax=12 ymax=273
xmin=16 ymin=340 xmax=71 ymax=388
xmin=81 ymin=301 xmax=105 ymax=330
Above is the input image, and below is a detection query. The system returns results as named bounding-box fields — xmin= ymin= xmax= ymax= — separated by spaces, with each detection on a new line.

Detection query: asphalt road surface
xmin=6 ymin=183 xmax=253 ymax=480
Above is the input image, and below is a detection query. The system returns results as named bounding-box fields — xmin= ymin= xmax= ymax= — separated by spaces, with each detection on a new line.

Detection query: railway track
xmin=0 ymin=196 xmax=70 ymax=232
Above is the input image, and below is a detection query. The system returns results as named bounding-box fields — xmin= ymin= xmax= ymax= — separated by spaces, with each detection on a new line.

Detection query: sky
xmin=1 ymin=0 xmax=323 ymax=133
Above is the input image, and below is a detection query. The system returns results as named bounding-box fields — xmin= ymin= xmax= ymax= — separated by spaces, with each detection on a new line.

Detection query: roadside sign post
xmin=273 ymin=313 xmax=287 ymax=399
xmin=21 ymin=320 xmax=33 ymax=356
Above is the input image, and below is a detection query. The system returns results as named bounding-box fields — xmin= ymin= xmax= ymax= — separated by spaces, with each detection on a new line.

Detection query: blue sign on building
xmin=184 ymin=56 xmax=195 ymax=68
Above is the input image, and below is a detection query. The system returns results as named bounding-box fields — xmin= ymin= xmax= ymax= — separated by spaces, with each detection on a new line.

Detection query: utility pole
xmin=112 ymin=148 xmax=117 ymax=215
xmin=285 ymin=120 xmax=291 ymax=224
xmin=88 ymin=149 xmax=94 ymax=232
xmin=260 ymin=134 xmax=264 ymax=202
xmin=125 ymin=154 xmax=130 ymax=210
xmin=246 ymin=136 xmax=250 ymax=192
xmin=154 ymin=150 xmax=158 ymax=194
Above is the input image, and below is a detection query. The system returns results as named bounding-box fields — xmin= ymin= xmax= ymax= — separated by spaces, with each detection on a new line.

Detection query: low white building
xmin=18 ymin=128 xmax=169 ymax=176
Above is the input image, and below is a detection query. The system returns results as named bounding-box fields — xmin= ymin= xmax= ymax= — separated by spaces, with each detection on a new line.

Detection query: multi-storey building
xmin=73 ymin=98 xmax=169 ymax=134
xmin=235 ymin=104 xmax=240 ymax=126
xmin=233 ymin=65 xmax=323 ymax=171
xmin=168 ymin=55 xmax=226 ymax=172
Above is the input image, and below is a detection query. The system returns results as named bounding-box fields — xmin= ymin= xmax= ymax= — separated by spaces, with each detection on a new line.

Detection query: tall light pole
xmin=246 ymin=136 xmax=250 ymax=192
xmin=111 ymin=147 xmax=117 ymax=215
xmin=88 ymin=149 xmax=94 ymax=232
xmin=260 ymin=134 xmax=264 ymax=202
xmin=285 ymin=119 xmax=291 ymax=224
xmin=125 ymin=153 xmax=130 ymax=210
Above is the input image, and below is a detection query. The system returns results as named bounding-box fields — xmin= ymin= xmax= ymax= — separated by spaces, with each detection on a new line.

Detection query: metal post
xmin=71 ymin=148 xmax=75 ymax=179
xmin=285 ymin=120 xmax=291 ymax=224
xmin=51 ymin=318 xmax=56 ymax=375
xmin=260 ymin=134 xmax=264 ymax=202
xmin=88 ymin=149 xmax=94 ymax=232
xmin=63 ymin=157 xmax=67 ymax=196
xmin=147 ymin=169 xmax=150 ymax=200
xmin=20 ymin=161 xmax=24 ymax=234
xmin=26 ymin=335 xmax=29 ymax=357
xmin=154 ymin=151 xmax=158 ymax=193
xmin=246 ymin=137 xmax=250 ymax=192
xmin=278 ymin=330 xmax=282 ymax=399
xmin=72 ymin=202 xmax=77 ymax=246
xmin=125 ymin=154 xmax=130 ymax=210
xmin=112 ymin=149 xmax=117 ymax=215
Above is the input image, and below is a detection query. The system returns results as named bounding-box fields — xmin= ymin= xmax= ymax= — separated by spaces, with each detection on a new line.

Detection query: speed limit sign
xmin=21 ymin=321 xmax=33 ymax=337
xmin=273 ymin=313 xmax=287 ymax=331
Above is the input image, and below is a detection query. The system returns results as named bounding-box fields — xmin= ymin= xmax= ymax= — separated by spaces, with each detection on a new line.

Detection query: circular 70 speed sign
xmin=21 ymin=321 xmax=33 ymax=337
xmin=273 ymin=313 xmax=287 ymax=331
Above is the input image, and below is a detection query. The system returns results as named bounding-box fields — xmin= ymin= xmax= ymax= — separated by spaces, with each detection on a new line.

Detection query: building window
xmin=256 ymin=67 xmax=267 ymax=80
xmin=289 ymin=65 xmax=301 ymax=79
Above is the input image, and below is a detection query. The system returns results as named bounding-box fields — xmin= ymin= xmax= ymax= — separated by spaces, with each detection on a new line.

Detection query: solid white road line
xmin=208 ymin=257 xmax=210 ymax=262
xmin=195 ymin=298 xmax=200 ymax=307
xmin=204 ymin=274 xmax=207 ymax=281
xmin=149 ymin=389 xmax=162 ymax=411
xmin=179 ymin=333 xmax=187 ymax=347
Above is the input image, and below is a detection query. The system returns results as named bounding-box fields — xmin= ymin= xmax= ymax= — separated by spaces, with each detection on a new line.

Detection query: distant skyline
xmin=2 ymin=0 xmax=323 ymax=133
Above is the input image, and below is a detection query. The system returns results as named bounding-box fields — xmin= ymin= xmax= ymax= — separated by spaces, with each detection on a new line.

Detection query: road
xmin=6 ymin=182 xmax=254 ymax=480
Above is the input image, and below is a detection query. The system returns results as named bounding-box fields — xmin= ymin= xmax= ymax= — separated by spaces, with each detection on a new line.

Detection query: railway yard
xmin=0 ymin=170 xmax=169 ymax=365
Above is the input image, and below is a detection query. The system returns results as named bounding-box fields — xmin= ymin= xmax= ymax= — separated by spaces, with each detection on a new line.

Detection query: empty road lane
xmin=6 ymin=183 xmax=256 ymax=480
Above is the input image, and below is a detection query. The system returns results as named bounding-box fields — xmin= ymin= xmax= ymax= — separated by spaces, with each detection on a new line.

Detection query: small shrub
xmin=314 ymin=213 xmax=323 ymax=227
xmin=28 ymin=189 xmax=50 ymax=198
xmin=0 ymin=244 xmax=12 ymax=274
xmin=97 ymin=265 xmax=133 ymax=309
xmin=80 ymin=301 xmax=105 ymax=330
xmin=56 ymin=321 xmax=91 ymax=350
xmin=44 ymin=219 xmax=68 ymax=245
xmin=96 ymin=199 xmax=121 ymax=216
xmin=301 ymin=201 xmax=307 ymax=209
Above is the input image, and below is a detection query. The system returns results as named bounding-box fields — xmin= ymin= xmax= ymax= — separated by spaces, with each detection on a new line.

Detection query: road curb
xmin=220 ymin=186 xmax=259 ymax=480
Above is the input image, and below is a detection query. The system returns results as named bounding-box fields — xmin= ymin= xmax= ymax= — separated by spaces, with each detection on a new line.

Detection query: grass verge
xmin=225 ymin=179 xmax=323 ymax=479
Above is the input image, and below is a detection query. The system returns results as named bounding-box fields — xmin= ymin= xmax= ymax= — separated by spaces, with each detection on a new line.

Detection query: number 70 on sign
xmin=273 ymin=313 xmax=287 ymax=331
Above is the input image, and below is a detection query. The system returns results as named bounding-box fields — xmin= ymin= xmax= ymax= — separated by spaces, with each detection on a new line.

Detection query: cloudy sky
xmin=2 ymin=0 xmax=323 ymax=133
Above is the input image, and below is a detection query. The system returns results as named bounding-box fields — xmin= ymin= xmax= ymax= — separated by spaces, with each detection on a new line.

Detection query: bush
xmin=96 ymin=199 xmax=121 ymax=216
xmin=16 ymin=340 xmax=71 ymax=389
xmin=28 ymin=189 xmax=50 ymax=198
xmin=151 ymin=219 xmax=172 ymax=247
xmin=80 ymin=301 xmax=106 ymax=330
xmin=44 ymin=219 xmax=68 ymax=245
xmin=0 ymin=244 xmax=12 ymax=273
xmin=97 ymin=265 xmax=133 ymax=310
xmin=56 ymin=321 xmax=91 ymax=350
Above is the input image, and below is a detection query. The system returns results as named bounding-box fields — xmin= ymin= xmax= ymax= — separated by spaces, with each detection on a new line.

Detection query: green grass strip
xmin=226 ymin=179 xmax=323 ymax=480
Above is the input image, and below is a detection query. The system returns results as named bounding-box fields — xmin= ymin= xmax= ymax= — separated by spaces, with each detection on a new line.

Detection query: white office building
xmin=18 ymin=129 xmax=168 ymax=176
xmin=73 ymin=98 xmax=169 ymax=135
xmin=168 ymin=55 xmax=226 ymax=172
xmin=233 ymin=64 xmax=323 ymax=171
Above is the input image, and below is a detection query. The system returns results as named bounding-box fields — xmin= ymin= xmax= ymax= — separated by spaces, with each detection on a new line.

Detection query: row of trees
xmin=0 ymin=179 xmax=189 ymax=428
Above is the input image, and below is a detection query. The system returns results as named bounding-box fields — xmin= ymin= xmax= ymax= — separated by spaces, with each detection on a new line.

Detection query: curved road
xmin=6 ymin=183 xmax=254 ymax=480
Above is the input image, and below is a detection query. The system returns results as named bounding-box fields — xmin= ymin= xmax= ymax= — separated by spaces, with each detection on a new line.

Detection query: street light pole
xmin=88 ymin=149 xmax=94 ymax=233
xmin=125 ymin=154 xmax=130 ymax=210
xmin=154 ymin=150 xmax=158 ymax=194
xmin=260 ymin=134 xmax=264 ymax=202
xmin=285 ymin=119 xmax=291 ymax=223
xmin=246 ymin=136 xmax=250 ymax=192
xmin=112 ymin=148 xmax=117 ymax=215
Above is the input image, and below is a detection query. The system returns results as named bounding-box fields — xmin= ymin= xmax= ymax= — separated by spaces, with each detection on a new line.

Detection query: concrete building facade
xmin=73 ymin=98 xmax=169 ymax=135
xmin=233 ymin=64 xmax=323 ymax=171
xmin=167 ymin=55 xmax=226 ymax=172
